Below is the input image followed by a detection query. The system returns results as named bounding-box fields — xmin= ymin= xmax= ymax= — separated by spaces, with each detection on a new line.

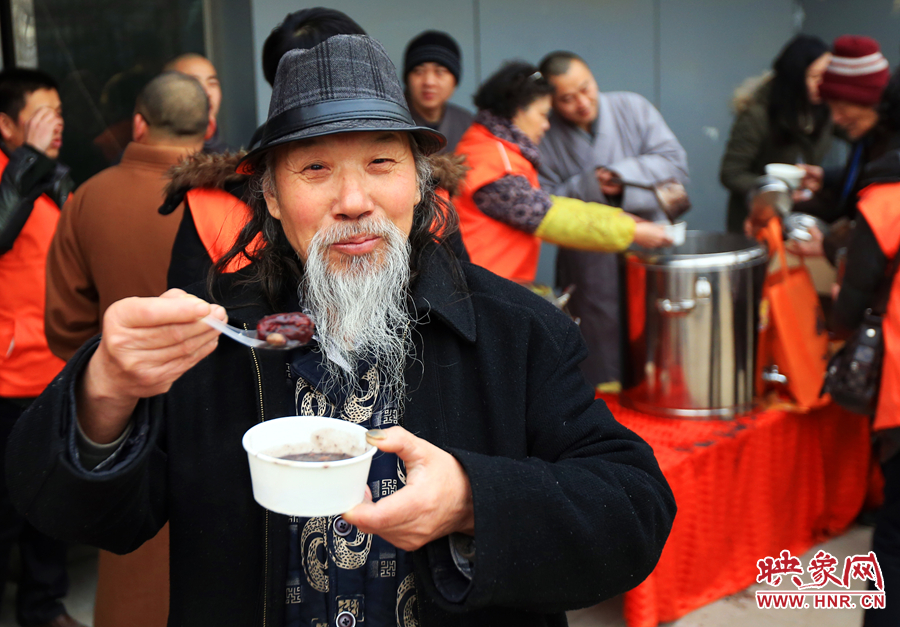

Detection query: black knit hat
xmin=238 ymin=35 xmax=446 ymax=174
xmin=403 ymin=31 xmax=462 ymax=84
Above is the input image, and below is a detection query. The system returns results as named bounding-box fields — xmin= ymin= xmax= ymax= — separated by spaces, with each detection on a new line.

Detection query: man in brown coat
xmin=45 ymin=71 xmax=207 ymax=359
xmin=43 ymin=70 xmax=208 ymax=627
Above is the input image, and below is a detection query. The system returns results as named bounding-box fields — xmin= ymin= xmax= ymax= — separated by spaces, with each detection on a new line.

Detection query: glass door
xmin=29 ymin=0 xmax=205 ymax=184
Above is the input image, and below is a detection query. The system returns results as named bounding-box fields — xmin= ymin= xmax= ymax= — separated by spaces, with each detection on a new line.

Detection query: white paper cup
xmin=663 ymin=221 xmax=687 ymax=246
xmin=242 ymin=416 xmax=377 ymax=517
xmin=765 ymin=163 xmax=805 ymax=190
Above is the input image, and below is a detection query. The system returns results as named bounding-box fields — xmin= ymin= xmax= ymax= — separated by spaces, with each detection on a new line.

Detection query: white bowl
xmin=657 ymin=220 xmax=687 ymax=246
xmin=765 ymin=163 xmax=805 ymax=190
xmin=242 ymin=416 xmax=377 ymax=517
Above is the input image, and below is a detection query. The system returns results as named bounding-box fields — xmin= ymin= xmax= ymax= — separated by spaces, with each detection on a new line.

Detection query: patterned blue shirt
xmin=284 ymin=346 xmax=418 ymax=627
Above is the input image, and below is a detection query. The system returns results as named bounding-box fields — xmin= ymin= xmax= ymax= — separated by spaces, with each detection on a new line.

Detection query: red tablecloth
xmin=604 ymin=396 xmax=872 ymax=627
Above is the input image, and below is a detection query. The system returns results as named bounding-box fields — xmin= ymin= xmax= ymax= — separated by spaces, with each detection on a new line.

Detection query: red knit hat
xmin=819 ymin=35 xmax=890 ymax=106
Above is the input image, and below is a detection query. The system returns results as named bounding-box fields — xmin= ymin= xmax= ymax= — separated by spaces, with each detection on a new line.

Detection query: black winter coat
xmin=796 ymin=125 xmax=900 ymax=228
xmin=832 ymin=148 xmax=900 ymax=334
xmin=0 ymin=144 xmax=73 ymax=253
xmin=7 ymin=244 xmax=676 ymax=627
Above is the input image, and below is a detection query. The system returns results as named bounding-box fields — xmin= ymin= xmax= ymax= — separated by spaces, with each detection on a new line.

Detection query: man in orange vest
xmin=43 ymin=71 xmax=207 ymax=627
xmin=0 ymin=68 xmax=84 ymax=627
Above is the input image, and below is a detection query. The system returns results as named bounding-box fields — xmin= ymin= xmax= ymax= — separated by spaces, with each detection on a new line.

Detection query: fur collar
xmin=160 ymin=151 xmax=248 ymax=215
xmin=165 ymin=150 xmax=248 ymax=197
xmin=473 ymin=110 xmax=541 ymax=168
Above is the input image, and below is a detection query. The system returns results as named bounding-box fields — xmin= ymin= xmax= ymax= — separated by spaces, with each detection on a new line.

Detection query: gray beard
xmin=301 ymin=216 xmax=413 ymax=405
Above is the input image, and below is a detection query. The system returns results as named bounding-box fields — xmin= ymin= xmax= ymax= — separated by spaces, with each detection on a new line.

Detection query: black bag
xmin=822 ymin=253 xmax=900 ymax=415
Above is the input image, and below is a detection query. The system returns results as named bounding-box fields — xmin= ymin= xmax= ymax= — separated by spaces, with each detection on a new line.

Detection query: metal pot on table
xmin=621 ymin=232 xmax=768 ymax=418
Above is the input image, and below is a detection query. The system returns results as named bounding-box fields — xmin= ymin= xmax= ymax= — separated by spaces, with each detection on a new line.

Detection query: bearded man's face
xmin=263 ymin=130 xmax=420 ymax=268
xmin=263 ymin=131 xmax=420 ymax=393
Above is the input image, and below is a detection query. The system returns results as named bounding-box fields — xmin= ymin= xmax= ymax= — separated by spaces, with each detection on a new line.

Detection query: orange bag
xmin=755 ymin=218 xmax=830 ymax=409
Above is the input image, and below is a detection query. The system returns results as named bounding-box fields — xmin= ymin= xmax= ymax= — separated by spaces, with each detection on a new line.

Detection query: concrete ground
xmin=0 ymin=526 xmax=873 ymax=627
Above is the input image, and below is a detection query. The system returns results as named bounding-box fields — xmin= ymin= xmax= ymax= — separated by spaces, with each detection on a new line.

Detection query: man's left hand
xmin=342 ymin=426 xmax=474 ymax=552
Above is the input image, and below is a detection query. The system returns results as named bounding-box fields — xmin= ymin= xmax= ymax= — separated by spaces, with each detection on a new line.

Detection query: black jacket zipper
xmin=247 ymin=331 xmax=269 ymax=627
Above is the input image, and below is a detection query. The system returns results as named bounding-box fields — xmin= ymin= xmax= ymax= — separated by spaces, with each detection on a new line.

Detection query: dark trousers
xmin=555 ymin=248 xmax=622 ymax=386
xmin=865 ymin=449 xmax=900 ymax=626
xmin=0 ymin=397 xmax=68 ymax=626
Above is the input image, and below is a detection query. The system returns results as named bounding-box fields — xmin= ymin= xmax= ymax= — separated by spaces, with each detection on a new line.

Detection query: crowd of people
xmin=0 ymin=7 xmax=678 ymax=627
xmin=728 ymin=33 xmax=900 ymax=627
xmin=0 ymin=4 xmax=898 ymax=627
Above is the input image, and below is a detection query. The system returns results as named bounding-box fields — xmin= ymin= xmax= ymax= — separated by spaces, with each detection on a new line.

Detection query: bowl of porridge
xmin=242 ymin=416 xmax=376 ymax=517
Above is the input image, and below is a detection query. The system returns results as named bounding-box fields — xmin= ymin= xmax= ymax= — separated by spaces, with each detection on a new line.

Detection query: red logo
xmin=756 ymin=549 xmax=803 ymax=586
xmin=755 ymin=549 xmax=885 ymax=610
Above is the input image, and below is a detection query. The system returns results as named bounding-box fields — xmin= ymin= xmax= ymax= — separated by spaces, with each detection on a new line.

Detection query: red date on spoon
xmin=256 ymin=313 xmax=315 ymax=347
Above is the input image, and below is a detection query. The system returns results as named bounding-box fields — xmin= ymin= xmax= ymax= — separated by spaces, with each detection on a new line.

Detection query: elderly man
xmin=537 ymin=51 xmax=689 ymax=390
xmin=9 ymin=36 xmax=675 ymax=627
xmin=403 ymin=30 xmax=473 ymax=153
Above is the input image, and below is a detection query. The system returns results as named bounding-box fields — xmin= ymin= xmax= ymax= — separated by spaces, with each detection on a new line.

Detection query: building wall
xmin=245 ymin=1 xmax=859 ymax=285
xmin=207 ymin=0 xmax=258 ymax=149
xmin=800 ymin=0 xmax=900 ymax=68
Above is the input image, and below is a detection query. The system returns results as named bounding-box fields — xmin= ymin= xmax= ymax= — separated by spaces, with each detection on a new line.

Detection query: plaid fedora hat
xmin=238 ymin=35 xmax=446 ymax=174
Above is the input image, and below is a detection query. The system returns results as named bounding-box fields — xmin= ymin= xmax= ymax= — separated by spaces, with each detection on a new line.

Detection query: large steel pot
xmin=621 ymin=232 xmax=767 ymax=418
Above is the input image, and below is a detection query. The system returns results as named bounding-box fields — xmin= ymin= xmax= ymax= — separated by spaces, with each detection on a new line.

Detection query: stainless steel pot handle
xmin=761 ymin=365 xmax=788 ymax=384
xmin=656 ymin=278 xmax=711 ymax=315
xmin=657 ymin=298 xmax=696 ymax=314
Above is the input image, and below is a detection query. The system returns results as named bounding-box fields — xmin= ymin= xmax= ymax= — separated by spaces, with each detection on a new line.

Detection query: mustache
xmin=313 ymin=217 xmax=399 ymax=247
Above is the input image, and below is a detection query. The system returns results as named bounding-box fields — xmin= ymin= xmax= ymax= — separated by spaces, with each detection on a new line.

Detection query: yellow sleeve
xmin=534 ymin=195 xmax=636 ymax=252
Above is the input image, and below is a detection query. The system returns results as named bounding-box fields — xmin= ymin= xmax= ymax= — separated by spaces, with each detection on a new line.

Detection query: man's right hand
xmin=77 ymin=289 xmax=226 ymax=444
xmin=23 ymin=106 xmax=62 ymax=155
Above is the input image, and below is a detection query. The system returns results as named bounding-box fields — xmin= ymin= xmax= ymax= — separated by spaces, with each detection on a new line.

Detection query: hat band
xmin=827 ymin=54 xmax=889 ymax=76
xmin=262 ymin=98 xmax=416 ymax=146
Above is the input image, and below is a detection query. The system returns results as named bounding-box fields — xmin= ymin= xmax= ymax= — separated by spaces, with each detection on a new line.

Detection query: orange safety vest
xmin=0 ymin=151 xmax=65 ymax=397
xmin=858 ymin=182 xmax=900 ymax=430
xmin=185 ymin=188 xmax=262 ymax=271
xmin=454 ymin=123 xmax=542 ymax=283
